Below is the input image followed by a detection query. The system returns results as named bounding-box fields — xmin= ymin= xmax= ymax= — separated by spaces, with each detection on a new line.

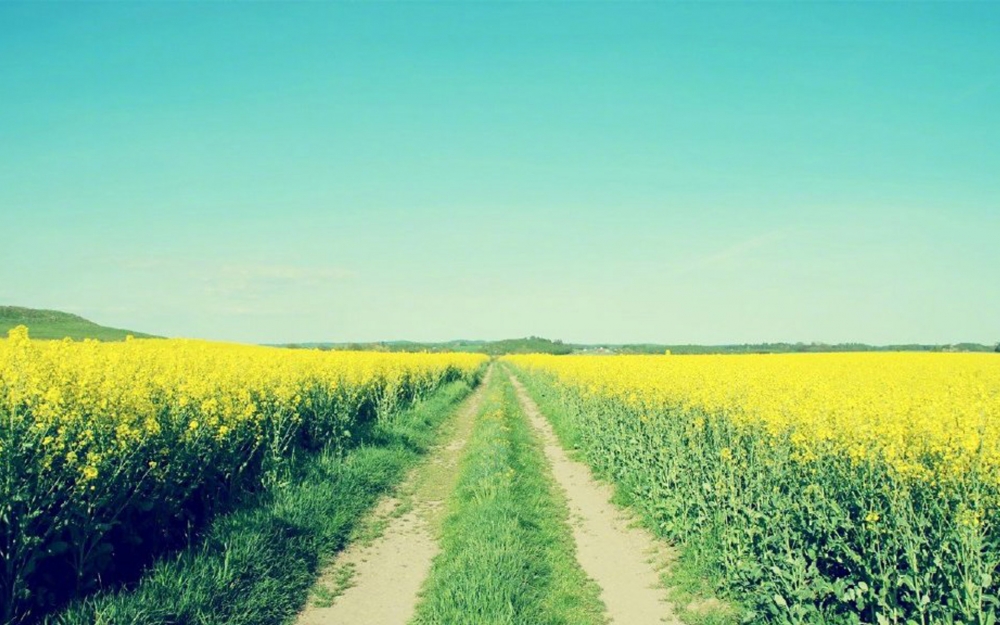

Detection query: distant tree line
xmin=282 ymin=338 xmax=1000 ymax=356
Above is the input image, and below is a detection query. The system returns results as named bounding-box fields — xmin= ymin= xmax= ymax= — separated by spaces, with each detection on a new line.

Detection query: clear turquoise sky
xmin=2 ymin=2 xmax=998 ymax=345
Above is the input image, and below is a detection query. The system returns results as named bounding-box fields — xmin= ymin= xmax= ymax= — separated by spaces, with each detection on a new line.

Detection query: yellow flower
xmin=956 ymin=508 xmax=982 ymax=530
xmin=502 ymin=352 xmax=1000 ymax=488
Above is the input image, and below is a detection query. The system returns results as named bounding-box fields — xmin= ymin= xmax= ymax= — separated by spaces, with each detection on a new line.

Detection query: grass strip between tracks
xmin=412 ymin=371 xmax=605 ymax=625
xmin=511 ymin=367 xmax=740 ymax=625
xmin=46 ymin=378 xmax=479 ymax=625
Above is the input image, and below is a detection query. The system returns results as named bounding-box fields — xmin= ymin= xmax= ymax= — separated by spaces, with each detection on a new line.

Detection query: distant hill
xmin=0 ymin=306 xmax=157 ymax=341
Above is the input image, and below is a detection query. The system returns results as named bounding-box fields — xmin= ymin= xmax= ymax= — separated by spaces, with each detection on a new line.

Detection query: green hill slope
xmin=0 ymin=306 xmax=157 ymax=341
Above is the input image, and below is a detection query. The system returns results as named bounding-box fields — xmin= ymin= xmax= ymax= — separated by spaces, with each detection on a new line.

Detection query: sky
xmin=1 ymin=2 xmax=998 ymax=345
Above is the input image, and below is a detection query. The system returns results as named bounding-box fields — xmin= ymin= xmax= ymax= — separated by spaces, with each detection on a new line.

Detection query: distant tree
xmin=995 ymin=342 xmax=1000 ymax=353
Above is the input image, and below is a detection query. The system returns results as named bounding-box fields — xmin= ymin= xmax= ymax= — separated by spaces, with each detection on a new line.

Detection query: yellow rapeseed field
xmin=0 ymin=326 xmax=486 ymax=620
xmin=506 ymin=352 xmax=1000 ymax=622
xmin=508 ymin=352 xmax=1000 ymax=487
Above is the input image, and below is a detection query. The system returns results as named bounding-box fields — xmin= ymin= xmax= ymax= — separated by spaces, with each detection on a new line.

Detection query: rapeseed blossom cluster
xmin=508 ymin=352 xmax=1000 ymax=486
xmin=506 ymin=353 xmax=1000 ymax=622
xmin=0 ymin=326 xmax=485 ymax=621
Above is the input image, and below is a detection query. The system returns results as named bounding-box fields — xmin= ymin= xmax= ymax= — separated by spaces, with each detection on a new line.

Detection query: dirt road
xmin=510 ymin=372 xmax=683 ymax=625
xmin=296 ymin=369 xmax=491 ymax=625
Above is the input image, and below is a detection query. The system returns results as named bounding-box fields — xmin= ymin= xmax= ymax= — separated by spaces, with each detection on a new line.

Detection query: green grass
xmin=510 ymin=367 xmax=743 ymax=625
xmin=307 ymin=561 xmax=356 ymax=608
xmin=412 ymin=372 xmax=606 ymax=625
xmin=46 ymin=378 xmax=476 ymax=625
xmin=0 ymin=306 xmax=157 ymax=341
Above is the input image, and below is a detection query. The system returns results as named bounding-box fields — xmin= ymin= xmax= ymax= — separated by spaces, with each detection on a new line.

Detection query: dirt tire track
xmin=509 ymin=371 xmax=684 ymax=625
xmin=296 ymin=368 xmax=492 ymax=625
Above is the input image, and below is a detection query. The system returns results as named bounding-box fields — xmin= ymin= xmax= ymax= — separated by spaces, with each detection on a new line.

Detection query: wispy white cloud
xmin=200 ymin=264 xmax=356 ymax=304
xmin=76 ymin=257 xmax=357 ymax=321
xmin=117 ymin=257 xmax=176 ymax=272
xmin=954 ymin=76 xmax=997 ymax=104
xmin=672 ymin=228 xmax=794 ymax=275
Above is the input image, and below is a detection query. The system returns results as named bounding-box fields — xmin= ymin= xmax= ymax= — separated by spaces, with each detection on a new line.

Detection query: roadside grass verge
xmin=510 ymin=366 xmax=742 ymax=625
xmin=45 ymin=378 xmax=478 ymax=625
xmin=412 ymin=371 xmax=606 ymax=625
